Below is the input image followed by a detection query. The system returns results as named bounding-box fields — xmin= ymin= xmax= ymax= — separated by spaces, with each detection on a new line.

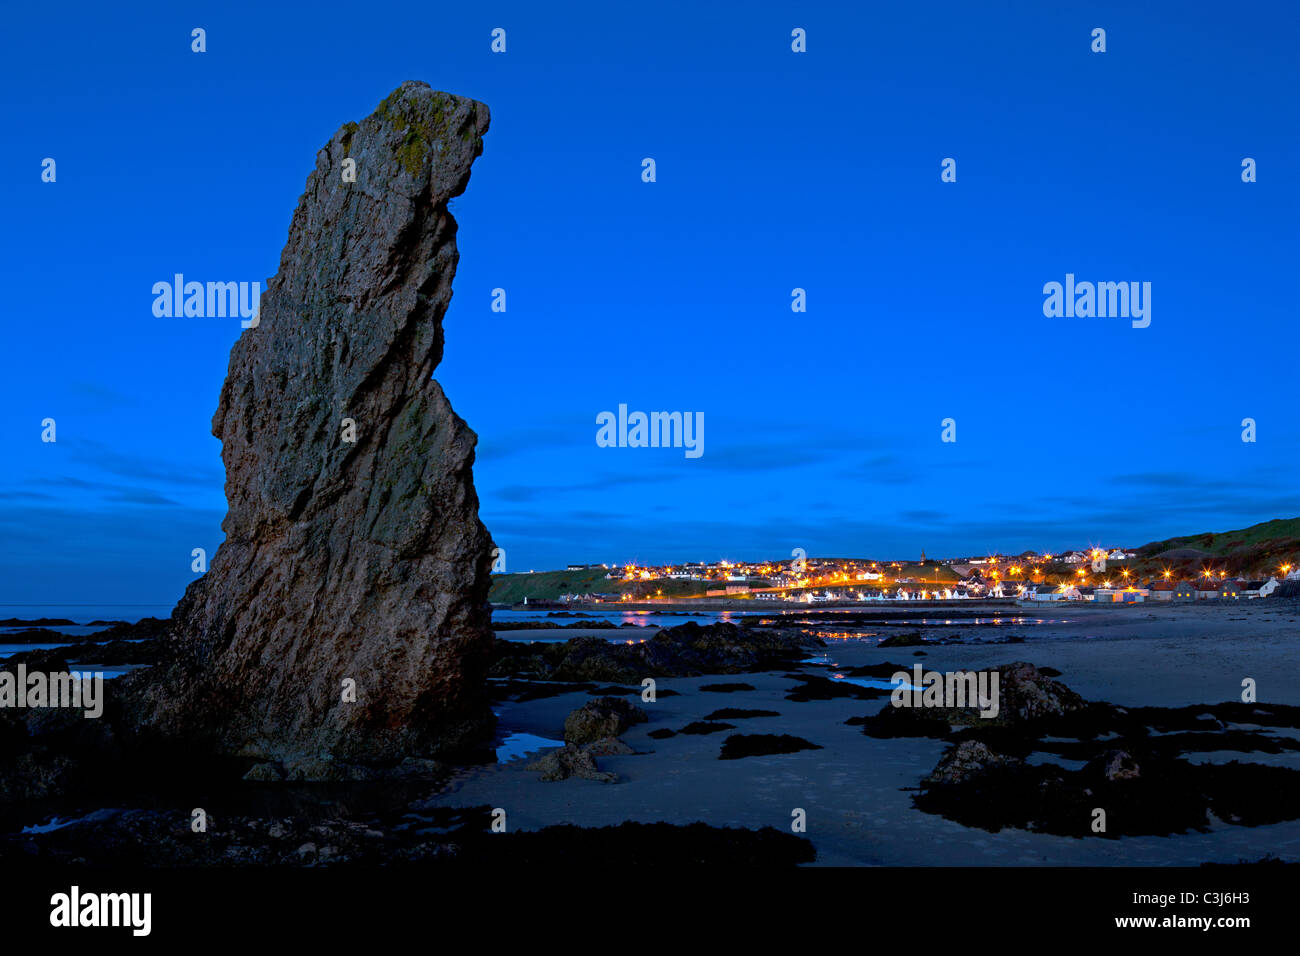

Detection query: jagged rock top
xmin=270 ymin=81 xmax=489 ymax=320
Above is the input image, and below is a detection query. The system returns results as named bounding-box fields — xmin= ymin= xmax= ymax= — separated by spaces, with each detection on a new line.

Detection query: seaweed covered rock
xmin=526 ymin=744 xmax=619 ymax=783
xmin=492 ymin=621 xmax=818 ymax=682
xmin=563 ymin=697 xmax=647 ymax=745
xmin=994 ymin=661 xmax=1087 ymax=725
xmin=922 ymin=740 xmax=1017 ymax=787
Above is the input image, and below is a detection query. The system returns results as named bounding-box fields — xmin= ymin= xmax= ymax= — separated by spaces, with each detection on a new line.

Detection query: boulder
xmin=1090 ymin=748 xmax=1141 ymax=782
xmin=922 ymin=740 xmax=1018 ymax=787
xmin=996 ymin=661 xmax=1088 ymax=724
xmin=563 ymin=697 xmax=647 ymax=745
xmin=525 ymin=745 xmax=619 ymax=783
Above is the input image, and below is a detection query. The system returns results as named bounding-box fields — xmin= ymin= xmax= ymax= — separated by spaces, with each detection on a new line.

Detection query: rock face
xmin=563 ymin=697 xmax=647 ymax=745
xmin=922 ymin=740 xmax=1016 ymax=787
xmin=526 ymin=745 xmax=620 ymax=784
xmin=993 ymin=662 xmax=1087 ymax=724
xmin=124 ymin=82 xmax=495 ymax=775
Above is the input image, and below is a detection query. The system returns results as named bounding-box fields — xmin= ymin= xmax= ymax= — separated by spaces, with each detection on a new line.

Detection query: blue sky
xmin=2 ymin=0 xmax=1296 ymax=602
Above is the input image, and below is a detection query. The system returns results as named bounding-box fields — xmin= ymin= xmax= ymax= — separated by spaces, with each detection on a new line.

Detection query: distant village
xmin=541 ymin=549 xmax=1300 ymax=605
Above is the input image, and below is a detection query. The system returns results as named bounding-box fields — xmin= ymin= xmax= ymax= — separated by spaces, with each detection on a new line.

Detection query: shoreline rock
xmin=120 ymin=82 xmax=496 ymax=777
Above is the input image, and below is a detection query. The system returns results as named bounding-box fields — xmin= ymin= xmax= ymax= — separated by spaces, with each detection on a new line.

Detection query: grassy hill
xmin=489 ymin=567 xmax=613 ymax=604
xmin=1132 ymin=517 xmax=1300 ymax=579
xmin=891 ymin=563 xmax=961 ymax=583
xmin=489 ymin=568 xmax=709 ymax=604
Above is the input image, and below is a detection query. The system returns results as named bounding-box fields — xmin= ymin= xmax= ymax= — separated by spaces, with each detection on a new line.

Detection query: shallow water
xmin=801 ymin=653 xmax=914 ymax=690
xmin=493 ymin=607 xmax=740 ymax=632
xmin=495 ymin=732 xmax=564 ymax=763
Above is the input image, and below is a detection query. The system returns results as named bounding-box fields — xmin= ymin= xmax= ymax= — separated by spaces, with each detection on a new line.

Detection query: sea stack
xmin=124 ymin=82 xmax=495 ymax=777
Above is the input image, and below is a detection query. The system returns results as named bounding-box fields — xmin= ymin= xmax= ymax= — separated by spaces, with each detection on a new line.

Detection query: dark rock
xmin=66 ymin=639 xmax=161 ymax=666
xmin=120 ymin=82 xmax=495 ymax=777
xmin=922 ymin=740 xmax=1017 ymax=787
xmin=88 ymin=617 xmax=171 ymax=643
xmin=563 ymin=697 xmax=647 ymax=745
xmin=466 ymin=821 xmax=816 ymax=866
xmin=677 ymin=721 xmax=735 ymax=735
xmin=702 ymin=708 xmax=780 ymax=720
xmin=582 ymin=736 xmax=635 ymax=756
xmin=0 ymin=809 xmax=815 ymax=867
xmin=853 ymin=705 xmax=954 ymax=737
xmin=878 ymin=631 xmax=926 ymax=647
xmin=785 ymin=674 xmax=889 ymax=702
xmin=1089 ymin=749 xmax=1141 ymax=782
xmin=719 ymin=734 xmax=822 ymax=760
xmin=699 ymin=682 xmax=756 ymax=693
xmin=526 ymin=745 xmax=619 ymax=783
xmin=489 ymin=622 xmax=818 ymax=683
xmin=992 ymin=662 xmax=1087 ymax=725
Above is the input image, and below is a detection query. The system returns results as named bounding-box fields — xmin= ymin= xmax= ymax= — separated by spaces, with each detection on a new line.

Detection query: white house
xmin=1027 ymin=583 xmax=1080 ymax=602
xmin=1242 ymin=577 xmax=1279 ymax=598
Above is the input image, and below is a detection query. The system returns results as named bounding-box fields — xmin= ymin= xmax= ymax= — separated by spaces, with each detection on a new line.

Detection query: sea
xmin=0 ymin=602 xmax=1072 ymax=658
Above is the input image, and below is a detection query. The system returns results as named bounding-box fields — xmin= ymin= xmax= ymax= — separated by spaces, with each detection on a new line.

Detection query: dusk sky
xmin=2 ymin=0 xmax=1297 ymax=603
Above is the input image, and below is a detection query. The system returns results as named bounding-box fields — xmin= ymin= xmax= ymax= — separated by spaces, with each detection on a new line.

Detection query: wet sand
xmin=457 ymin=601 xmax=1300 ymax=865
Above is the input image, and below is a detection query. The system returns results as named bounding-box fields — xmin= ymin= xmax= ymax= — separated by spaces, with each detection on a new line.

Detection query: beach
xmin=452 ymin=600 xmax=1300 ymax=865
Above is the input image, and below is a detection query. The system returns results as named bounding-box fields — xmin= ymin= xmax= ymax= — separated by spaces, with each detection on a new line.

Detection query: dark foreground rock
xmin=851 ymin=663 xmax=1300 ymax=837
xmin=719 ymin=734 xmax=822 ymax=760
xmin=0 ymin=809 xmax=814 ymax=867
xmin=119 ymin=82 xmax=496 ymax=778
xmin=526 ymin=744 xmax=620 ymax=783
xmin=563 ymin=697 xmax=647 ymax=745
xmin=491 ymin=621 xmax=819 ymax=683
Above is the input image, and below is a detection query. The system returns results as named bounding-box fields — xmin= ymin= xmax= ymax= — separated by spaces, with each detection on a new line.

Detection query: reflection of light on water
xmin=802 ymin=654 xmax=913 ymax=691
xmin=805 ymin=630 xmax=879 ymax=641
xmin=836 ymin=674 xmax=908 ymax=691
xmin=496 ymin=732 xmax=564 ymax=763
xmin=23 ymin=817 xmax=74 ymax=834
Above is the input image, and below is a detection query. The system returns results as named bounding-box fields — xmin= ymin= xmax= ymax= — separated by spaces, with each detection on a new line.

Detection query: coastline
xmin=468 ymin=599 xmax=1300 ymax=865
